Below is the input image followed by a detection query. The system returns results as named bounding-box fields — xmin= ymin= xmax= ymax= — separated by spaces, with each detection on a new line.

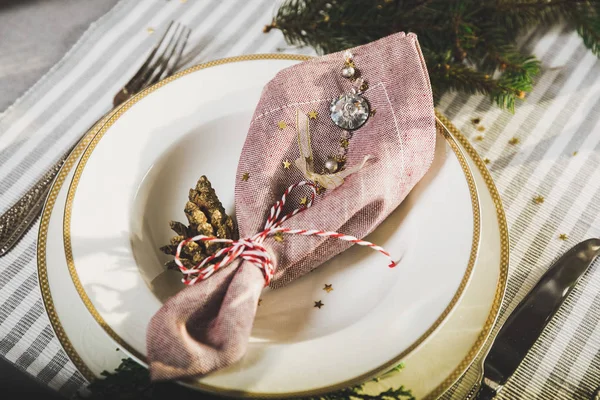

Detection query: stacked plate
xmin=38 ymin=55 xmax=508 ymax=399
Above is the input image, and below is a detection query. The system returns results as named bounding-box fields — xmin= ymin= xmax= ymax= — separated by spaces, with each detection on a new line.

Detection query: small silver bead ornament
xmin=324 ymin=157 xmax=339 ymax=173
xmin=341 ymin=66 xmax=355 ymax=78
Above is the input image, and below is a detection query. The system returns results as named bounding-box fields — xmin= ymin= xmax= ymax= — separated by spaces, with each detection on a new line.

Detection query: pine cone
xmin=160 ymin=176 xmax=238 ymax=271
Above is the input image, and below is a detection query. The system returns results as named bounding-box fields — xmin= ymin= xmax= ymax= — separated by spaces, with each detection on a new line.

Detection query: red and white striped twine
xmin=174 ymin=181 xmax=397 ymax=286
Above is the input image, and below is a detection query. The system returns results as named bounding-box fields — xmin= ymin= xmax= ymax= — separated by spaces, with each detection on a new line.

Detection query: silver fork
xmin=0 ymin=21 xmax=190 ymax=257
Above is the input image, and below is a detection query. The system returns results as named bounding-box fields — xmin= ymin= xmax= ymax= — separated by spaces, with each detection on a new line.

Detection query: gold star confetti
xmin=299 ymin=196 xmax=308 ymax=206
xmin=180 ymin=0 xmax=188 ymax=2
xmin=476 ymin=125 xmax=485 ymax=132
xmin=370 ymin=108 xmax=377 ymax=117
xmin=483 ymin=158 xmax=491 ymax=164
xmin=274 ymin=232 xmax=284 ymax=242
xmin=323 ymin=284 xmax=333 ymax=293
xmin=146 ymin=27 xmax=155 ymax=34
xmin=308 ymin=110 xmax=318 ymax=119
xmin=314 ymin=300 xmax=324 ymax=309
xmin=258 ymin=298 xmax=262 ymax=306
xmin=509 ymin=137 xmax=520 ymax=145
xmin=282 ymin=160 xmax=291 ymax=169
xmin=559 ymin=233 xmax=569 ymax=241
xmin=340 ymin=138 xmax=350 ymax=148
xmin=572 ymin=151 xmax=578 ymax=156
xmin=475 ymin=135 xmax=484 ymax=141
xmin=241 ymin=172 xmax=250 ymax=181
xmin=533 ymin=195 xmax=545 ymax=204
xmin=277 ymin=121 xmax=287 ymax=130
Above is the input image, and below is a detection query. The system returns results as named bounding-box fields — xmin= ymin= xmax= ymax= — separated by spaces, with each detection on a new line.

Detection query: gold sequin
xmin=475 ymin=135 xmax=484 ymax=141
xmin=241 ymin=172 xmax=250 ymax=181
xmin=370 ymin=108 xmax=377 ymax=117
xmin=258 ymin=298 xmax=262 ymax=306
xmin=323 ymin=284 xmax=333 ymax=293
xmin=476 ymin=125 xmax=485 ymax=132
xmin=533 ymin=195 xmax=545 ymax=204
xmin=314 ymin=300 xmax=324 ymax=309
xmin=471 ymin=117 xmax=481 ymax=124
xmin=274 ymin=232 xmax=284 ymax=242
xmin=483 ymin=158 xmax=491 ymax=164
xmin=572 ymin=151 xmax=578 ymax=156
xmin=308 ymin=110 xmax=318 ymax=120
xmin=277 ymin=121 xmax=287 ymax=130
xmin=340 ymin=139 xmax=350 ymax=148
xmin=509 ymin=137 xmax=520 ymax=145
xmin=282 ymin=160 xmax=291 ymax=169
xmin=146 ymin=27 xmax=155 ymax=34
xmin=559 ymin=233 xmax=569 ymax=241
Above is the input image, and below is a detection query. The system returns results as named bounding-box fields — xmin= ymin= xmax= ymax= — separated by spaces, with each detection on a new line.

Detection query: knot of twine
xmin=174 ymin=181 xmax=396 ymax=286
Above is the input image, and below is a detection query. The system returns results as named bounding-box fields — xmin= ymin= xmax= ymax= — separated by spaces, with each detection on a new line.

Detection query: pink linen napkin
xmin=147 ymin=32 xmax=436 ymax=381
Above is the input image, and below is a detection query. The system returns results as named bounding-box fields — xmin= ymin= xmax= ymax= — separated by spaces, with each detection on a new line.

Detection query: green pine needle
xmin=267 ymin=0 xmax=600 ymax=111
xmin=83 ymin=359 xmax=414 ymax=400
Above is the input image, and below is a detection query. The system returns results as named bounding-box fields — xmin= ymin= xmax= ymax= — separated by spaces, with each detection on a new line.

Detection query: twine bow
xmin=294 ymin=110 xmax=371 ymax=190
xmin=174 ymin=181 xmax=396 ymax=286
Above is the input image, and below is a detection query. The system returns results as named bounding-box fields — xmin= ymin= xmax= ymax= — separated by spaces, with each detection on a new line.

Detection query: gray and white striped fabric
xmin=0 ymin=1 xmax=598 ymax=398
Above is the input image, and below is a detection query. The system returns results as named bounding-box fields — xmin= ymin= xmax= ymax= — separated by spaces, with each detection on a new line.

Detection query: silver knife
xmin=468 ymin=238 xmax=600 ymax=400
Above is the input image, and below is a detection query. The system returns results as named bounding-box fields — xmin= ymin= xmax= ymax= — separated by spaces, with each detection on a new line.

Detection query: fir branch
xmin=268 ymin=0 xmax=600 ymax=111
xmin=83 ymin=359 xmax=414 ymax=400
xmin=572 ymin=9 xmax=600 ymax=56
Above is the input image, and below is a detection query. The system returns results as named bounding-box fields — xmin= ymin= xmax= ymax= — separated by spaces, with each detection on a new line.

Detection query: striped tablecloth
xmin=0 ymin=1 xmax=598 ymax=398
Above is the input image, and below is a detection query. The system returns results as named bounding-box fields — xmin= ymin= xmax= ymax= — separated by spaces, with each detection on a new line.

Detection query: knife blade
xmin=471 ymin=238 xmax=600 ymax=400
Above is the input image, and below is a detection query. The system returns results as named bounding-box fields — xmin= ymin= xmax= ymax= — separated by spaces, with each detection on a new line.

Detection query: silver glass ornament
xmin=330 ymin=93 xmax=370 ymax=130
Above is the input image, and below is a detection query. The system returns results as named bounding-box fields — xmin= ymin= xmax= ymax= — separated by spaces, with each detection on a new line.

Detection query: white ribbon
xmin=294 ymin=110 xmax=371 ymax=190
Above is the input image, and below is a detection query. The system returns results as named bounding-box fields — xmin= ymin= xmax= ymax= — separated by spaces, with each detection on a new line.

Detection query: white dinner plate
xmin=38 ymin=100 xmax=507 ymax=399
xmin=63 ymin=55 xmax=480 ymax=396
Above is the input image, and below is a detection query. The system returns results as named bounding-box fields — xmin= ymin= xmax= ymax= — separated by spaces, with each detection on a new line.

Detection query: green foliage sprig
xmin=265 ymin=0 xmax=600 ymax=111
xmin=82 ymin=358 xmax=414 ymax=400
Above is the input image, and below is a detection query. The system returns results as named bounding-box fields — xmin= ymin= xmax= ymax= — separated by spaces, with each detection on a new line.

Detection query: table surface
xmin=0 ymin=1 xmax=599 ymax=399
xmin=0 ymin=1 xmax=118 ymax=397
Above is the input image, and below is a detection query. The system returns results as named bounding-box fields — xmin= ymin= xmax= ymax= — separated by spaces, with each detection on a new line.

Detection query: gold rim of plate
xmin=34 ymin=53 xmax=507 ymax=398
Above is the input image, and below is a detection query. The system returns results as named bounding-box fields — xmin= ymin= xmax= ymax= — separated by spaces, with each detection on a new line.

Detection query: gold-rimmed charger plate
xmin=37 ymin=55 xmax=507 ymax=399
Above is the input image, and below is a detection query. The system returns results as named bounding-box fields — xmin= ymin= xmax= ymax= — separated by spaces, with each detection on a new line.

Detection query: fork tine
xmin=137 ymin=22 xmax=181 ymax=90
xmin=144 ymin=24 xmax=183 ymax=87
xmin=144 ymin=24 xmax=190 ymax=88
xmin=125 ymin=21 xmax=175 ymax=91
xmin=113 ymin=21 xmax=176 ymax=107
xmin=164 ymin=26 xmax=190 ymax=78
